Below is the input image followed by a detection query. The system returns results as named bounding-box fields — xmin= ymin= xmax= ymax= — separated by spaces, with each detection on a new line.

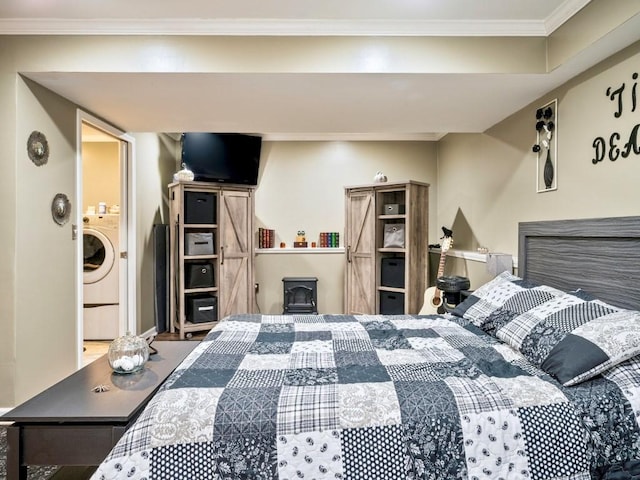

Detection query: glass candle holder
xmin=108 ymin=332 xmax=149 ymax=374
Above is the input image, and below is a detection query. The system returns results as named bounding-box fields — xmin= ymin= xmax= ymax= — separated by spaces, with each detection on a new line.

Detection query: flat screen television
xmin=180 ymin=133 xmax=262 ymax=185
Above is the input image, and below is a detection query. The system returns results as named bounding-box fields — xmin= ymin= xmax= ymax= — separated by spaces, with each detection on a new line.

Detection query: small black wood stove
xmin=282 ymin=277 xmax=318 ymax=314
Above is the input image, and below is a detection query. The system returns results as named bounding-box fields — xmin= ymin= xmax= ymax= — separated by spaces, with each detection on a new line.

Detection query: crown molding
xmin=544 ymin=0 xmax=592 ymax=34
xmin=0 ymin=0 xmax=591 ymax=37
xmin=167 ymin=132 xmax=444 ymax=142
xmin=0 ymin=18 xmax=550 ymax=37
xmin=261 ymin=132 xmax=445 ymax=142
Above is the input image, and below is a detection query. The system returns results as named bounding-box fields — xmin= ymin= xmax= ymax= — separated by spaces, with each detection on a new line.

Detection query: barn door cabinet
xmin=169 ymin=181 xmax=255 ymax=338
xmin=344 ymin=180 xmax=429 ymax=315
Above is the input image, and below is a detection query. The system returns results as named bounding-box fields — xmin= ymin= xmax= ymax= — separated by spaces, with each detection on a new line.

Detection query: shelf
xmin=378 ymin=286 xmax=405 ymax=293
xmin=184 ymin=286 xmax=218 ymax=294
xmin=345 ymin=181 xmax=428 ymax=315
xmin=184 ymin=223 xmax=217 ymax=229
xmin=255 ymin=247 xmax=345 ymax=254
xmin=428 ymin=248 xmax=519 ymax=268
xmin=170 ymin=182 xmax=255 ymax=340
xmin=184 ymin=254 xmax=218 ymax=260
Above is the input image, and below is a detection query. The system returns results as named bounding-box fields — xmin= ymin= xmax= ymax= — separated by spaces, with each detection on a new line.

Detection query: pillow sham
xmin=451 ymin=271 xmax=564 ymax=333
xmin=494 ymin=291 xmax=640 ymax=386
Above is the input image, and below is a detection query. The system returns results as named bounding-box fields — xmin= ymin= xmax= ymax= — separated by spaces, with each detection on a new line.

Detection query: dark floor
xmin=156 ymin=330 xmax=207 ymax=341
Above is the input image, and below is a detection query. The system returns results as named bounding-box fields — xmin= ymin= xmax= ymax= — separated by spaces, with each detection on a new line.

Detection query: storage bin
xmin=184 ymin=192 xmax=216 ymax=224
xmin=380 ymin=292 xmax=405 ymax=314
xmin=186 ymin=295 xmax=218 ymax=323
xmin=381 ymin=257 xmax=405 ymax=288
xmin=384 ymin=204 xmax=405 ymax=215
xmin=185 ymin=263 xmax=214 ymax=289
xmin=383 ymin=223 xmax=405 ymax=248
xmin=185 ymin=232 xmax=214 ymax=256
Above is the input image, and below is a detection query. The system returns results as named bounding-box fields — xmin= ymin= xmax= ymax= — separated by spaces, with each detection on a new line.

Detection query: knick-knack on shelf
xmin=108 ymin=332 xmax=149 ymax=374
xmin=373 ymin=171 xmax=387 ymax=183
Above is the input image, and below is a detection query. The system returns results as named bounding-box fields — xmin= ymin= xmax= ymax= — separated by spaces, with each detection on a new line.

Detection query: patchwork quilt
xmin=92 ymin=314 xmax=640 ymax=480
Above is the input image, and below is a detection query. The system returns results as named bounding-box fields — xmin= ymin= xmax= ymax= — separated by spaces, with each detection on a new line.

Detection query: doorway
xmin=76 ymin=111 xmax=136 ymax=367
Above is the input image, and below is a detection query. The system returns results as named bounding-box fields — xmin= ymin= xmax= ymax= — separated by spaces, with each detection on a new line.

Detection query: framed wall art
xmin=533 ymin=99 xmax=557 ymax=193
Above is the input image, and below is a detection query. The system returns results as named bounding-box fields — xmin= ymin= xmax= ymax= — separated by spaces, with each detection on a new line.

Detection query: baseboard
xmin=1 ymin=407 xmax=13 ymax=422
xmin=141 ymin=326 xmax=158 ymax=342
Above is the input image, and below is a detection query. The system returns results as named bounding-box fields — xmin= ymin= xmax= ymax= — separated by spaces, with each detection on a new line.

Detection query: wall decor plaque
xmin=51 ymin=193 xmax=71 ymax=225
xmin=27 ymin=130 xmax=49 ymax=166
xmin=532 ymin=99 xmax=557 ymax=192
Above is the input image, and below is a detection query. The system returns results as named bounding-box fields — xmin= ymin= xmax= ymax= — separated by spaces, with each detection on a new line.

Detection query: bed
xmin=92 ymin=216 xmax=640 ymax=480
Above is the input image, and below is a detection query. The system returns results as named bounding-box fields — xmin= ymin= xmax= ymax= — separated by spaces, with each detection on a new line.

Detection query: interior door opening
xmin=77 ymin=113 xmax=135 ymax=368
xmin=82 ymin=123 xmax=122 ymax=344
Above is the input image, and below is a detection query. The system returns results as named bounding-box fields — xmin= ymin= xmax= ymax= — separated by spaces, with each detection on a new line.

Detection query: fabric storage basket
xmin=380 ymin=292 xmax=405 ymax=314
xmin=185 ymin=232 xmax=214 ymax=256
xmin=186 ymin=295 xmax=218 ymax=323
xmin=384 ymin=204 xmax=405 ymax=215
xmin=383 ymin=224 xmax=405 ymax=248
xmin=185 ymin=263 xmax=214 ymax=289
xmin=184 ymin=192 xmax=216 ymax=224
xmin=381 ymin=257 xmax=405 ymax=288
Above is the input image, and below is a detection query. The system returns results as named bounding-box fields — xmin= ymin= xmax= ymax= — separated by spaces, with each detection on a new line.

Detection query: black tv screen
xmin=181 ymin=133 xmax=262 ymax=185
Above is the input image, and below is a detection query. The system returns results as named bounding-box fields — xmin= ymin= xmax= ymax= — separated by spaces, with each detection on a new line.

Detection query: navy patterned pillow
xmin=451 ymin=272 xmax=564 ymax=334
xmin=495 ymin=292 xmax=640 ymax=386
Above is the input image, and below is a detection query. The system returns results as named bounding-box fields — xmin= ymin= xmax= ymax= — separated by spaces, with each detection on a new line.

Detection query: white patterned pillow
xmin=451 ymin=272 xmax=564 ymax=333
xmin=495 ymin=291 xmax=640 ymax=386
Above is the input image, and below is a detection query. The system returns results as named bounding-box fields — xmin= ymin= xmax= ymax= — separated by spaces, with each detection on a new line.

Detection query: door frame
xmin=75 ymin=110 xmax=136 ymax=368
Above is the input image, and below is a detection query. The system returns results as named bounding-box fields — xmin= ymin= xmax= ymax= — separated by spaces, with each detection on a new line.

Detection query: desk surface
xmin=2 ymin=341 xmax=198 ymax=424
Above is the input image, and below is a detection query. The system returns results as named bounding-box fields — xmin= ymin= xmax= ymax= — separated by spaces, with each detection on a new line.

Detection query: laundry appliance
xmin=83 ymin=214 xmax=120 ymax=339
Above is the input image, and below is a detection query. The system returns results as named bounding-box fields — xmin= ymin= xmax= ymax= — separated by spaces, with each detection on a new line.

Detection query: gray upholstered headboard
xmin=518 ymin=216 xmax=640 ymax=311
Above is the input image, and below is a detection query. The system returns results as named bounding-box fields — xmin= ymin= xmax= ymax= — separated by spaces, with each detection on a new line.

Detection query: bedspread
xmin=92 ymin=314 xmax=640 ymax=480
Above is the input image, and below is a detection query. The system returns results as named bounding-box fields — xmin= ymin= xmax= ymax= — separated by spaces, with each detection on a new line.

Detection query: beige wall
xmin=0 ymin=45 xmax=19 ymax=407
xmin=254 ymin=141 xmax=437 ymax=313
xmin=437 ymin=40 xmax=640 ymax=289
xmin=129 ymin=138 xmax=437 ymax=321
xmin=1 ymin=8 xmax=639 ymax=407
xmin=82 ymin=142 xmax=120 ymax=213
xmin=132 ymin=133 xmax=180 ymax=334
xmin=14 ymin=77 xmax=78 ymax=404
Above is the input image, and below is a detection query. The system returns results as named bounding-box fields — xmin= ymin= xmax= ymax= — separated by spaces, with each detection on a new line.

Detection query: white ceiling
xmin=4 ymin=0 xmax=640 ymax=140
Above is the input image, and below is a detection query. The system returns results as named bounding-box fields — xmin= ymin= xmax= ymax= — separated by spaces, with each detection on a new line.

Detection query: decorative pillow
xmin=494 ymin=291 xmax=640 ymax=386
xmin=451 ymin=271 xmax=564 ymax=333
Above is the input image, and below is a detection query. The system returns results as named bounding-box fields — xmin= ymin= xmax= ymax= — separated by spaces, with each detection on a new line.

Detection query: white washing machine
xmin=83 ymin=214 xmax=120 ymax=339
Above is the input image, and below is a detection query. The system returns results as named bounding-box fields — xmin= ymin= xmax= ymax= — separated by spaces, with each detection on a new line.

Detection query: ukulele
xmin=419 ymin=227 xmax=453 ymax=315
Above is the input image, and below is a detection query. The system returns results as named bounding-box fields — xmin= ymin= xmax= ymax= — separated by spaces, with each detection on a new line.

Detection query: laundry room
xmin=82 ymin=126 xmax=122 ymax=342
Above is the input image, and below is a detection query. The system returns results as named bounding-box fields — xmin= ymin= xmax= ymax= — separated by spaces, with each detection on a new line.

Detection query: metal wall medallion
xmin=27 ymin=130 xmax=49 ymax=166
xmin=51 ymin=193 xmax=71 ymax=225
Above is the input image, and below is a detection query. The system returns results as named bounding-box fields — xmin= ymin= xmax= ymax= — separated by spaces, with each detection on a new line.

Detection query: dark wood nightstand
xmin=2 ymin=341 xmax=198 ymax=480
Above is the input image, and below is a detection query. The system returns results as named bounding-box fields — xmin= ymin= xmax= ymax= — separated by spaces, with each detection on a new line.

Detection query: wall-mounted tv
xmin=181 ymin=133 xmax=262 ymax=185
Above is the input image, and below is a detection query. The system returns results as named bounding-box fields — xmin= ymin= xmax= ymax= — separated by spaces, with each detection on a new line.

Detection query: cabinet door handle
xmin=347 ymin=245 xmax=351 ymax=263
xmin=220 ymin=246 xmax=224 ymax=265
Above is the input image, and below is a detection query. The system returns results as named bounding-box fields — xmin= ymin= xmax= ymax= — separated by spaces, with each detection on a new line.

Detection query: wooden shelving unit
xmin=169 ymin=181 xmax=255 ymax=339
xmin=344 ymin=180 xmax=429 ymax=315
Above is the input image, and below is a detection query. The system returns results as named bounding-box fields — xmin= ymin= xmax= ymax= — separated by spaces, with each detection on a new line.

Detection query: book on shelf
xmin=319 ymin=232 xmax=340 ymax=248
xmin=258 ymin=228 xmax=275 ymax=248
